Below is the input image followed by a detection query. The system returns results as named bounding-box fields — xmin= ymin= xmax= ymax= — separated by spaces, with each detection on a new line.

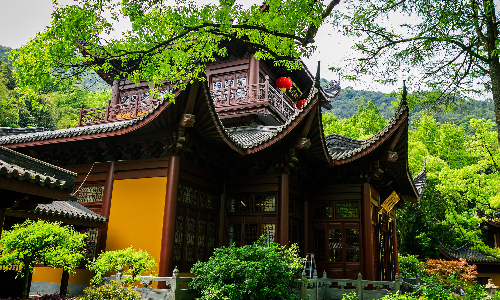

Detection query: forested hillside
xmin=0 ymin=45 xmax=111 ymax=130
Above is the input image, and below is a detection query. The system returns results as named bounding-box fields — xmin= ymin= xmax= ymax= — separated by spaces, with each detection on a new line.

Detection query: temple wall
xmin=106 ymin=176 xmax=168 ymax=279
xmin=31 ymin=267 xmax=92 ymax=285
xmin=478 ymin=272 xmax=500 ymax=286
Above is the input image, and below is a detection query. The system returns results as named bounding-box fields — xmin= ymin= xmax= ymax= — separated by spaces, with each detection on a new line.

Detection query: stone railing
xmin=103 ymin=267 xmax=196 ymax=300
xmin=299 ymin=270 xmax=402 ymax=300
xmin=210 ymin=76 xmax=295 ymax=122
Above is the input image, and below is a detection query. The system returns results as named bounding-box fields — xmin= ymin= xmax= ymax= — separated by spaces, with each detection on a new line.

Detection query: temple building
xmin=0 ymin=51 xmax=424 ymax=291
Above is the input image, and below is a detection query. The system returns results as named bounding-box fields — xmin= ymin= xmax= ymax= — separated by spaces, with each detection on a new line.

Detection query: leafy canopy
xmin=12 ymin=0 xmax=340 ymax=101
xmin=0 ymin=219 xmax=86 ymax=275
xmin=190 ymin=237 xmax=304 ymax=300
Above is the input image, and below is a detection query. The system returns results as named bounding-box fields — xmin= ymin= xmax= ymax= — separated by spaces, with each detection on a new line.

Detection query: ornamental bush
xmin=87 ymin=247 xmax=157 ymax=285
xmin=190 ymin=237 xmax=304 ymax=300
xmin=78 ymin=281 xmax=140 ymax=300
xmin=398 ymin=254 xmax=423 ymax=278
xmin=423 ymin=258 xmax=477 ymax=285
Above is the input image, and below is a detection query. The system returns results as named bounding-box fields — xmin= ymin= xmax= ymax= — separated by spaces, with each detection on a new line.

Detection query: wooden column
xmin=304 ymin=201 xmax=310 ymax=253
xmin=362 ymin=183 xmax=375 ymax=280
xmin=217 ymin=183 xmax=226 ymax=248
xmin=0 ymin=208 xmax=6 ymax=240
xmin=248 ymin=54 xmax=259 ymax=86
xmin=95 ymin=161 xmax=115 ymax=255
xmin=111 ymin=79 xmax=120 ymax=105
xmin=392 ymin=218 xmax=399 ymax=276
xmin=279 ymin=174 xmax=289 ymax=247
xmin=158 ymin=156 xmax=180 ymax=288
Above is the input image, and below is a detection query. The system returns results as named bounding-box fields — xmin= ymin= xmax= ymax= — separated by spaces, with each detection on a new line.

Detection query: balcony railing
xmin=78 ymin=87 xmax=171 ymax=126
xmin=210 ymin=76 xmax=295 ymax=122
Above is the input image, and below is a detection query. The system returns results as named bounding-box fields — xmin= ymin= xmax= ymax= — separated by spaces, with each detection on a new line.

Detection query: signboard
xmin=381 ymin=191 xmax=400 ymax=213
xmin=284 ymin=82 xmax=303 ymax=104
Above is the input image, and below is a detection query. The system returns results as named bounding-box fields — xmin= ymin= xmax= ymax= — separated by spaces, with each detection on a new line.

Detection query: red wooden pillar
xmin=248 ymin=54 xmax=259 ymax=86
xmin=158 ymin=156 xmax=180 ymax=287
xmin=111 ymin=79 xmax=120 ymax=105
xmin=279 ymin=174 xmax=289 ymax=247
xmin=95 ymin=161 xmax=115 ymax=255
xmin=362 ymin=183 xmax=375 ymax=280
xmin=392 ymin=218 xmax=399 ymax=276
xmin=0 ymin=207 xmax=6 ymax=240
xmin=304 ymin=201 xmax=310 ymax=253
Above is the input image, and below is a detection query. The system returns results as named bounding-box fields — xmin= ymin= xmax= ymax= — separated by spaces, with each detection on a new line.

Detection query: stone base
xmin=29 ymin=282 xmax=89 ymax=296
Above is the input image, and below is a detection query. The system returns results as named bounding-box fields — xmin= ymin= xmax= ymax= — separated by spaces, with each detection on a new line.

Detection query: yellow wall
xmin=106 ymin=177 xmax=167 ymax=283
xmin=32 ymin=176 xmax=168 ymax=286
xmin=478 ymin=272 xmax=500 ymax=286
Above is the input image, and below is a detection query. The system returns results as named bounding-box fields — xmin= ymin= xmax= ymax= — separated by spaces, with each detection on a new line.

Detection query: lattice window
xmin=313 ymin=229 xmax=326 ymax=262
xmin=228 ymin=224 xmax=242 ymax=247
xmin=208 ymin=222 xmax=216 ymax=257
xmin=346 ymin=229 xmax=360 ymax=262
xmin=74 ymin=186 xmax=104 ymax=203
xmin=229 ymin=195 xmax=250 ymax=212
xmin=313 ymin=203 xmax=333 ymax=218
xmin=174 ymin=216 xmax=185 ymax=261
xmin=254 ymin=195 xmax=275 ymax=212
xmin=83 ymin=228 xmax=98 ymax=261
xmin=197 ymin=220 xmax=207 ymax=261
xmin=261 ymin=223 xmax=275 ymax=246
xmin=329 ymin=229 xmax=343 ymax=263
xmin=244 ymin=223 xmax=258 ymax=245
xmin=200 ymin=191 xmax=218 ymax=210
xmin=186 ymin=218 xmax=196 ymax=262
xmin=337 ymin=203 xmax=359 ymax=218
xmin=178 ymin=185 xmax=198 ymax=205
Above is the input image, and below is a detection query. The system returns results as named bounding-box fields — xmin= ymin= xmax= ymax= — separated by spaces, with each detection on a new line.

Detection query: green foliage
xmin=323 ymin=100 xmax=387 ymax=139
xmin=398 ymin=254 xmax=423 ymax=278
xmin=0 ymin=220 xmax=86 ymax=299
xmin=190 ymin=237 xmax=304 ymax=300
xmin=87 ymin=247 xmax=157 ymax=286
xmin=11 ymin=0 xmax=336 ymax=101
xmin=79 ymin=281 xmax=140 ymax=300
xmin=380 ymin=292 xmax=419 ymax=300
xmin=341 ymin=291 xmax=359 ymax=300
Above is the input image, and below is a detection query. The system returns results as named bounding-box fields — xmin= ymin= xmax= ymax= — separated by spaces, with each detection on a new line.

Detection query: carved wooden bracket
xmin=381 ymin=151 xmax=398 ymax=162
xmin=294 ymin=138 xmax=311 ymax=149
xmin=179 ymin=114 xmax=195 ymax=127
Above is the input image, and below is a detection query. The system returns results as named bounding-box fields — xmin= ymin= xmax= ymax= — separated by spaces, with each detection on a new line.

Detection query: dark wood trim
xmin=158 ymin=156 xmax=180 ymax=287
xmin=96 ymin=161 xmax=115 ymax=255
xmin=392 ymin=218 xmax=399 ymax=276
xmin=362 ymin=183 xmax=375 ymax=280
xmin=5 ymin=210 xmax=106 ymax=228
xmin=279 ymin=174 xmax=289 ymax=247
xmin=300 ymin=102 xmax=318 ymax=139
xmin=184 ymin=81 xmax=200 ymax=115
xmin=0 ymin=208 xmax=5 ymax=239
xmin=304 ymin=201 xmax=310 ymax=253
xmin=387 ymin=123 xmax=406 ymax=151
xmin=217 ymin=183 xmax=226 ymax=248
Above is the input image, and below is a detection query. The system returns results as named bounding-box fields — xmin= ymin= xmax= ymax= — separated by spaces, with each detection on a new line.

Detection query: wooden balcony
xmin=210 ymin=76 xmax=296 ymax=125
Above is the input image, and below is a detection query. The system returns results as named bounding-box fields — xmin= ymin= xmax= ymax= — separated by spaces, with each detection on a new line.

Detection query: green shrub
xmin=87 ymin=247 xmax=157 ymax=285
xmin=380 ymin=291 xmax=419 ymax=300
xmin=341 ymin=291 xmax=359 ymax=300
xmin=190 ymin=237 xmax=304 ymax=300
xmin=398 ymin=254 xmax=423 ymax=278
xmin=79 ymin=281 xmax=140 ymax=300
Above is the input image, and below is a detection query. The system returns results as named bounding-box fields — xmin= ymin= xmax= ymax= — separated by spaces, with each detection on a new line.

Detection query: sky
xmin=0 ymin=0 xmax=418 ymax=94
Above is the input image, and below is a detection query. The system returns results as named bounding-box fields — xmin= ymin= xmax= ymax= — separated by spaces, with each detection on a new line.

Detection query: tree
xmin=87 ymin=246 xmax=157 ymax=285
xmin=190 ymin=237 xmax=304 ymax=300
xmin=11 ymin=0 xmax=340 ymax=102
xmin=337 ymin=0 xmax=500 ymax=140
xmin=0 ymin=220 xmax=87 ymax=299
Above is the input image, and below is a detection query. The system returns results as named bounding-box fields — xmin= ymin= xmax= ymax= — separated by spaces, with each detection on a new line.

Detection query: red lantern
xmin=276 ymin=77 xmax=292 ymax=90
xmin=296 ymin=99 xmax=306 ymax=110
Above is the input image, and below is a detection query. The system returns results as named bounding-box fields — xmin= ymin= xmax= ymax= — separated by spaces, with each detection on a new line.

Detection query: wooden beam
xmin=299 ymin=102 xmax=318 ymax=139
xmin=184 ymin=81 xmax=200 ymax=115
xmin=392 ymin=219 xmax=399 ymax=276
xmin=217 ymin=183 xmax=226 ymax=248
xmin=96 ymin=161 xmax=115 ymax=255
xmin=0 ymin=177 xmax=72 ymax=201
xmin=279 ymin=174 xmax=289 ymax=247
xmin=387 ymin=124 xmax=406 ymax=151
xmin=158 ymin=156 xmax=180 ymax=287
xmin=362 ymin=183 xmax=375 ymax=281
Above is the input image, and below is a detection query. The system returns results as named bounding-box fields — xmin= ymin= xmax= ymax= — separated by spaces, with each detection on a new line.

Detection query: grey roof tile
xmin=440 ymin=243 xmax=500 ymax=263
xmin=413 ymin=161 xmax=427 ymax=196
xmin=34 ymin=201 xmax=107 ymax=223
xmin=0 ymin=146 xmax=77 ymax=191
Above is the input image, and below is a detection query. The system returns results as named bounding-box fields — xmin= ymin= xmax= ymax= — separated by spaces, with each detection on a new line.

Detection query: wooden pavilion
xmin=0 ymin=52 xmax=424 ymax=289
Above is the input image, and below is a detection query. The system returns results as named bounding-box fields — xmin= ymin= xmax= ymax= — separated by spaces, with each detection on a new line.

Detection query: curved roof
xmin=439 ymin=243 xmax=500 ymax=264
xmin=413 ymin=161 xmax=427 ymax=196
xmin=34 ymin=200 xmax=107 ymax=223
